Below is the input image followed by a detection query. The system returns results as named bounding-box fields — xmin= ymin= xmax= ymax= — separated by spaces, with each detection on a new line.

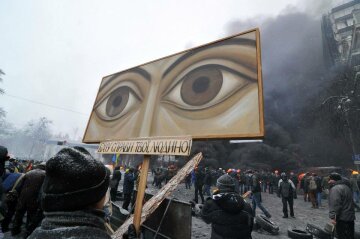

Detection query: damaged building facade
xmin=322 ymin=0 xmax=360 ymax=167
xmin=322 ymin=0 xmax=360 ymax=70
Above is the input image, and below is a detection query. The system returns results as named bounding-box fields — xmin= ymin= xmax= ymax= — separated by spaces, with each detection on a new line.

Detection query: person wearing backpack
xmin=278 ymin=172 xmax=296 ymax=218
xmin=201 ymin=174 xmax=254 ymax=239
xmin=308 ymin=173 xmax=318 ymax=208
xmin=1 ymin=172 xmax=24 ymax=232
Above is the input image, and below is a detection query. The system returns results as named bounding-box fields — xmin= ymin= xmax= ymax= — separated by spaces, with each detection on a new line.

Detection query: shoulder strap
xmin=11 ymin=173 xmax=25 ymax=191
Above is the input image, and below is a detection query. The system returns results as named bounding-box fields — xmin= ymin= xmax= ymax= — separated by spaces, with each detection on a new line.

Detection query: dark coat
xmin=110 ymin=170 xmax=122 ymax=190
xmin=16 ymin=168 xmax=45 ymax=211
xmin=195 ymin=170 xmax=205 ymax=186
xmin=123 ymin=172 xmax=135 ymax=194
xmin=0 ymin=146 xmax=8 ymax=177
xmin=28 ymin=209 xmax=111 ymax=239
xmin=329 ymin=179 xmax=355 ymax=222
xmin=201 ymin=193 xmax=253 ymax=239
xmin=315 ymin=176 xmax=323 ymax=193
xmin=204 ymin=171 xmax=212 ymax=185
xmin=251 ymin=174 xmax=261 ymax=193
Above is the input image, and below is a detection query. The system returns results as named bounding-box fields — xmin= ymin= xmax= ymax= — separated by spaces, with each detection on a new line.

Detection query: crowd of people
xmin=184 ymin=166 xmax=359 ymax=239
xmin=0 ymin=145 xmax=140 ymax=239
xmin=0 ymin=143 xmax=359 ymax=239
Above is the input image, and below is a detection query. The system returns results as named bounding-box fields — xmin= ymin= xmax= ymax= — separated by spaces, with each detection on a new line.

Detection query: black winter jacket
xmin=123 ymin=172 xmax=135 ymax=194
xmin=251 ymin=174 xmax=261 ymax=193
xmin=204 ymin=172 xmax=212 ymax=185
xmin=0 ymin=146 xmax=8 ymax=177
xmin=201 ymin=192 xmax=253 ymax=239
xmin=195 ymin=170 xmax=205 ymax=186
xmin=28 ymin=209 xmax=111 ymax=239
xmin=110 ymin=170 xmax=122 ymax=189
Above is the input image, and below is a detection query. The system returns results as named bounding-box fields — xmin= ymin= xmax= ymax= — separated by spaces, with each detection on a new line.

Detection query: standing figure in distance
xmin=278 ymin=172 xmax=295 ymax=218
xmin=251 ymin=170 xmax=271 ymax=218
xmin=122 ymin=168 xmax=136 ymax=211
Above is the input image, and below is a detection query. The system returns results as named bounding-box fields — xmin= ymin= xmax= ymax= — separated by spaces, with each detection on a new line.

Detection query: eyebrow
xmin=162 ymin=38 xmax=256 ymax=79
xmin=100 ymin=68 xmax=151 ymax=91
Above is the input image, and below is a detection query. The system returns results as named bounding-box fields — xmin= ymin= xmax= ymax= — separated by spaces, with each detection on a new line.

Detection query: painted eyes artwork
xmin=83 ymin=29 xmax=264 ymax=143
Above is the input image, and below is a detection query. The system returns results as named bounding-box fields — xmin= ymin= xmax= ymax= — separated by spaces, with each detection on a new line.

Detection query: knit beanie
xmin=216 ymin=174 xmax=235 ymax=193
xmin=41 ymin=147 xmax=110 ymax=212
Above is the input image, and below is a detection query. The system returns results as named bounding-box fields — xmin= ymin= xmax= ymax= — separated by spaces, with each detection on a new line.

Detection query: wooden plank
xmin=112 ymin=152 xmax=203 ymax=239
xmin=133 ymin=155 xmax=150 ymax=234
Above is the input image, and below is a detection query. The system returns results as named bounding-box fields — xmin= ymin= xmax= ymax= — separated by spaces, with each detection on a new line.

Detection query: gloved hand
xmin=123 ymin=224 xmax=138 ymax=239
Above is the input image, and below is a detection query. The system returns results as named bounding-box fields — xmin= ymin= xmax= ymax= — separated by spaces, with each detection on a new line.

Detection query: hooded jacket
xmin=329 ymin=179 xmax=355 ymax=222
xmin=201 ymin=192 xmax=253 ymax=239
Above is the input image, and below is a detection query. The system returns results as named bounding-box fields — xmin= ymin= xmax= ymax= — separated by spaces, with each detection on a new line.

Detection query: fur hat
xmin=216 ymin=174 xmax=235 ymax=193
xmin=41 ymin=147 xmax=110 ymax=212
xmin=329 ymin=172 xmax=342 ymax=181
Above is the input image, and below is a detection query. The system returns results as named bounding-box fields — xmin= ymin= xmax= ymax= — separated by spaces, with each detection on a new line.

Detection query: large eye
xmin=95 ymin=82 xmax=142 ymax=121
xmin=181 ymin=67 xmax=223 ymax=106
xmin=106 ymin=87 xmax=130 ymax=117
xmin=163 ymin=63 xmax=256 ymax=110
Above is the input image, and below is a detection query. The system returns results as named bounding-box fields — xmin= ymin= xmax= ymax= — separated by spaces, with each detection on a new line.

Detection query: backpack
xmin=5 ymin=173 xmax=25 ymax=202
xmin=309 ymin=178 xmax=317 ymax=190
xmin=280 ymin=180 xmax=291 ymax=198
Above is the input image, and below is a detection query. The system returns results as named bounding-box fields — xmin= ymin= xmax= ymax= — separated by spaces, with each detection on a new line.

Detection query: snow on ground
xmin=2 ymin=172 xmax=359 ymax=239
xmin=145 ymin=174 xmax=360 ymax=239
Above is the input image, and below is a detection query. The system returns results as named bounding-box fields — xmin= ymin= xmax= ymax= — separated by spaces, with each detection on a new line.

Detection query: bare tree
xmin=321 ymin=72 xmax=360 ymax=168
xmin=0 ymin=69 xmax=4 ymax=94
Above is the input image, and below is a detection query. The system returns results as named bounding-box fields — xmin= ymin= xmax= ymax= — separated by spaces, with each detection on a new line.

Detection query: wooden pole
xmin=112 ymin=152 xmax=202 ymax=239
xmin=133 ymin=154 xmax=150 ymax=234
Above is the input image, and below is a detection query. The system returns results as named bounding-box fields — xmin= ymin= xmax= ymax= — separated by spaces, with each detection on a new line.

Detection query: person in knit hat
xmin=328 ymin=172 xmax=355 ymax=239
xmin=201 ymin=174 xmax=253 ymax=239
xmin=28 ymin=147 xmax=111 ymax=239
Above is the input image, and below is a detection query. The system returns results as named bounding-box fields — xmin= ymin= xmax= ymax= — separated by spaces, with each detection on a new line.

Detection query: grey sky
xmin=0 ymin=0 xmax=340 ymax=139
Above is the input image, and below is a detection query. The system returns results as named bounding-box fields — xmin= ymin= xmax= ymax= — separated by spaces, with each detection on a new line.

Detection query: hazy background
xmin=0 ymin=0 xmax=343 ymax=137
xmin=2 ymin=0 xmax=359 ymax=170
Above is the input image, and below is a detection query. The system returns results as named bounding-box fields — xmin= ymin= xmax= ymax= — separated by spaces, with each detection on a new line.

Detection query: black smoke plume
xmin=183 ymin=9 xmax=357 ymax=172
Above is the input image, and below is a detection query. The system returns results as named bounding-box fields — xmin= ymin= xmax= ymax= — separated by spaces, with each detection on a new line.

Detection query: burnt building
xmin=322 ymin=0 xmax=360 ymax=70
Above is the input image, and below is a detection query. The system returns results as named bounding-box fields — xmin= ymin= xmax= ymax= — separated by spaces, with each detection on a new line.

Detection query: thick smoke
xmin=222 ymin=9 xmax=356 ymax=170
xmin=182 ymin=7 xmax=357 ymax=172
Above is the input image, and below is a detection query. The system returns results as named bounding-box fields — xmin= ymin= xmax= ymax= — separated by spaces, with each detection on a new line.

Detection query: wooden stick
xmin=112 ymin=152 xmax=203 ymax=239
xmin=133 ymin=154 xmax=150 ymax=234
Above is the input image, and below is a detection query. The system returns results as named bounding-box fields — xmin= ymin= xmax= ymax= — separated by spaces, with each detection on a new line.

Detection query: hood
xmin=333 ymin=178 xmax=351 ymax=188
xmin=212 ymin=193 xmax=245 ymax=214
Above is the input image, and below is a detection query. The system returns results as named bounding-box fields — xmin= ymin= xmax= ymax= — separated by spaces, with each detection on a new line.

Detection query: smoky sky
xmin=225 ymin=11 xmax=333 ymax=131
xmin=219 ymin=5 xmax=357 ymax=169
